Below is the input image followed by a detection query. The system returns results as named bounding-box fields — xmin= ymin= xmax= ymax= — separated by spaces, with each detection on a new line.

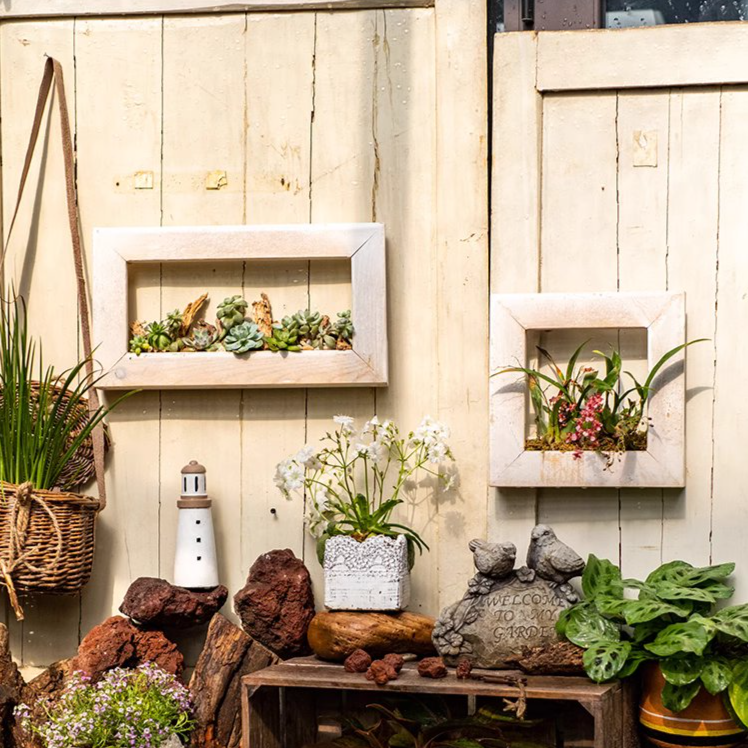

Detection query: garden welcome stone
xmin=433 ymin=527 xmax=584 ymax=668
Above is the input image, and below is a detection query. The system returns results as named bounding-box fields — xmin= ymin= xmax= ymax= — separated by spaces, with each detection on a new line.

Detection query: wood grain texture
xmin=1 ymin=0 xmax=434 ymax=18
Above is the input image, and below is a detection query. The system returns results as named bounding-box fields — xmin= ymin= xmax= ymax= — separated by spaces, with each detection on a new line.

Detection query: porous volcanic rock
xmin=233 ymin=549 xmax=315 ymax=659
xmin=344 ymin=649 xmax=372 ymax=673
xmin=73 ymin=616 xmax=183 ymax=681
xmin=120 ymin=577 xmax=228 ymax=629
xmin=417 ymin=657 xmax=448 ymax=679
xmin=308 ymin=611 xmax=436 ymax=662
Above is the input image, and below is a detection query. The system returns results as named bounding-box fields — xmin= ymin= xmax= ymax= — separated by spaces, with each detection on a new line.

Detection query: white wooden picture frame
xmin=490 ymin=292 xmax=687 ymax=489
xmin=93 ymin=224 xmax=388 ymax=390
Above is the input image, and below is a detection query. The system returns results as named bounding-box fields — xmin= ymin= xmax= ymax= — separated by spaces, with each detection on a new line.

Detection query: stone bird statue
xmin=526 ymin=525 xmax=584 ymax=586
xmin=468 ymin=539 xmax=517 ymax=579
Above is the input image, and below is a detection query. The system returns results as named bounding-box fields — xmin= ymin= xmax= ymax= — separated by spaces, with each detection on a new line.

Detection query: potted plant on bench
xmin=558 ymin=555 xmax=748 ymax=747
xmin=275 ymin=415 xmax=456 ymax=611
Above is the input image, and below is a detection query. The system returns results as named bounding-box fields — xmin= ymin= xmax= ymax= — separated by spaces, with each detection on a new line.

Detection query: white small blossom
xmin=333 ymin=414 xmax=355 ymax=435
xmin=295 ymin=445 xmax=320 ymax=469
xmin=274 ymin=458 xmax=305 ymax=496
xmin=427 ymin=442 xmax=448 ymax=463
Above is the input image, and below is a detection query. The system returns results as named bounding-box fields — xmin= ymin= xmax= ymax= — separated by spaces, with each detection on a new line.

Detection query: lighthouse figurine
xmin=174 ymin=461 xmax=219 ymax=590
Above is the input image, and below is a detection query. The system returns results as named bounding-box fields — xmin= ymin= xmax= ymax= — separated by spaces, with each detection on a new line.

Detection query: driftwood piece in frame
xmin=93 ymin=224 xmax=388 ymax=389
xmin=489 ymin=291 xmax=687 ymax=489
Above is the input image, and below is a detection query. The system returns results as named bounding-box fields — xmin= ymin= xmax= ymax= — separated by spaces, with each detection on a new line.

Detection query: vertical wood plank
xmin=490 ymin=32 xmax=540 ymax=556
xmin=710 ymin=87 xmax=748 ymax=598
xmin=616 ymin=90 xmax=669 ymax=579
xmin=242 ymin=12 xmax=314 ymax=571
xmin=307 ymin=10 xmax=377 ymax=598
xmin=662 ymin=89 xmax=720 ymax=567
xmin=76 ymin=15 xmax=164 ymax=640
xmin=434 ymin=0 xmax=488 ymax=606
xmin=537 ymin=92 xmax=620 ymax=563
xmin=0 ymin=19 xmax=79 ymax=667
xmin=160 ymin=14 xmax=246 ymax=665
xmin=370 ymin=7 xmax=439 ymax=613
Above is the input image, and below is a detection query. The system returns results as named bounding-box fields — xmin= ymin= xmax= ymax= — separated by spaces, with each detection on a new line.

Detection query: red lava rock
xmin=73 ymin=616 xmax=184 ymax=682
xmin=120 ymin=577 xmax=228 ymax=629
xmin=383 ymin=653 xmax=405 ymax=673
xmin=344 ymin=649 xmax=372 ymax=673
xmin=233 ymin=549 xmax=315 ymax=659
xmin=365 ymin=660 xmax=396 ymax=685
xmin=417 ymin=657 xmax=448 ymax=679
xmin=456 ymin=658 xmax=473 ymax=680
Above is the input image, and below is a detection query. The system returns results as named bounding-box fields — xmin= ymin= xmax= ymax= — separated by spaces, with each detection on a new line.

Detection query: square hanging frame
xmin=490 ymin=291 xmax=687 ymax=488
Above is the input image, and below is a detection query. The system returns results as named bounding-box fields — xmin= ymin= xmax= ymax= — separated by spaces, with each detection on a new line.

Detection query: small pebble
xmin=383 ymin=653 xmax=405 ymax=673
xmin=417 ymin=656 xmax=448 ymax=679
xmin=344 ymin=648 xmax=372 ymax=673
xmin=456 ymin=658 xmax=473 ymax=680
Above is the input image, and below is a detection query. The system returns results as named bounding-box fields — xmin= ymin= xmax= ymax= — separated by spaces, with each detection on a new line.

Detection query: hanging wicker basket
xmin=0 ymin=58 xmax=110 ymax=621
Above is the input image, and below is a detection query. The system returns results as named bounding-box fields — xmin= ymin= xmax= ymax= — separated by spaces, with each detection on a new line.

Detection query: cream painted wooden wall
xmin=0 ymin=4 xmax=487 ymax=671
xmin=492 ymin=25 xmax=748 ymax=622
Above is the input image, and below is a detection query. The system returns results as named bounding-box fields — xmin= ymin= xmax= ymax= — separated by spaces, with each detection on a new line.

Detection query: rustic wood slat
xmin=242 ymin=657 xmax=619 ymax=701
xmin=1 ymin=0 xmax=434 ymax=18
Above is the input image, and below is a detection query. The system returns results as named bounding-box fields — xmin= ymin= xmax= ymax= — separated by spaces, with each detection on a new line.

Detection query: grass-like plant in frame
xmin=494 ymin=338 xmax=706 ymax=456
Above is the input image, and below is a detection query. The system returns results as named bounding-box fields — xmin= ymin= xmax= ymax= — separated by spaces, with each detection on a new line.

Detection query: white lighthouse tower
xmin=174 ymin=460 xmax=219 ymax=589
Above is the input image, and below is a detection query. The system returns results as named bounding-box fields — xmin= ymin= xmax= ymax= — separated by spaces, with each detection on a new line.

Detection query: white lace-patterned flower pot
xmin=323 ymin=534 xmax=411 ymax=611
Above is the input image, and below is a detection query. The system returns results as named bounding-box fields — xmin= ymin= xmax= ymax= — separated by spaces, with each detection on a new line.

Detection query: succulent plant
xmin=165 ymin=309 xmax=184 ymax=338
xmin=146 ymin=321 xmax=172 ymax=351
xmin=265 ymin=323 xmax=301 ymax=352
xmin=225 ymin=320 xmax=264 ymax=354
xmin=182 ymin=321 xmax=221 ymax=352
xmin=129 ymin=335 xmax=152 ymax=355
xmin=292 ymin=309 xmax=323 ymax=341
xmin=217 ymin=295 xmax=249 ymax=330
xmin=312 ymin=315 xmax=338 ymax=350
xmin=333 ymin=310 xmax=354 ymax=344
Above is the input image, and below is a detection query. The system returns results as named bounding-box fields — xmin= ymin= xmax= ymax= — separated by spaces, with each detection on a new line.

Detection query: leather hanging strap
xmin=0 ymin=57 xmax=106 ymax=510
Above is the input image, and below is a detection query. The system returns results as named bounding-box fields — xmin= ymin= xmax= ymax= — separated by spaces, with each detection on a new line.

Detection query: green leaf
xmin=728 ymin=661 xmax=748 ymax=727
xmin=582 ymin=555 xmax=622 ymax=601
xmin=633 ymin=617 xmax=672 ymax=644
xmin=623 ymin=599 xmax=690 ymax=625
xmin=645 ymin=620 xmax=713 ymax=657
xmin=686 ymin=562 xmax=736 ymax=585
xmin=661 ymin=681 xmax=702 ymax=713
xmin=582 ymin=641 xmax=631 ymax=683
xmin=642 ymin=339 xmax=709 ymax=396
xmin=566 ymin=340 xmax=591 ymax=382
xmin=595 ymin=595 xmax=630 ymax=618
xmin=646 ymin=560 xmax=694 ymax=586
xmin=713 ymin=604 xmax=748 ymax=643
xmin=618 ymin=648 xmax=653 ymax=679
xmin=563 ymin=603 xmax=620 ymax=648
xmin=660 ymin=656 xmax=704 ymax=686
xmin=701 ymin=659 xmax=733 ymax=695
xmin=653 ymin=582 xmax=718 ymax=604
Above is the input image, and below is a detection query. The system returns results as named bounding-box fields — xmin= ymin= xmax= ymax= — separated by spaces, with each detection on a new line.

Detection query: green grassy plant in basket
xmin=0 ymin=293 xmax=130 ymax=491
xmin=494 ymin=339 xmax=705 ymax=455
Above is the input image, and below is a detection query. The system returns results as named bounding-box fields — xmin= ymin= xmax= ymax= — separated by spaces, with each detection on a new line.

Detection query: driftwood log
xmin=189 ymin=613 xmax=278 ymax=748
xmin=504 ymin=641 xmax=585 ymax=675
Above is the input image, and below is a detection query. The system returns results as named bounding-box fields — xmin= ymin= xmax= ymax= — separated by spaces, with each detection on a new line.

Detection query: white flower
xmin=295 ymin=445 xmax=320 ymax=469
xmin=427 ymin=442 xmax=448 ymax=463
xmin=333 ymin=414 xmax=355 ymax=435
xmin=366 ymin=439 xmax=389 ymax=463
xmin=274 ymin=458 xmax=305 ymax=496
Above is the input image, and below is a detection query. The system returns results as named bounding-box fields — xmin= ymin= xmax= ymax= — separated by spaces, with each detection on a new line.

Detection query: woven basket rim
xmin=0 ymin=480 xmax=100 ymax=508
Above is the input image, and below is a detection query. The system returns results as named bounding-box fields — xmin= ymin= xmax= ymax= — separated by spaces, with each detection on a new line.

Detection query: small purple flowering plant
xmin=14 ymin=662 xmax=194 ymax=748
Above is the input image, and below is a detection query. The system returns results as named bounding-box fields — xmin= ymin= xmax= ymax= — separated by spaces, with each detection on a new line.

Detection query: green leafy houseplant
xmin=558 ymin=555 xmax=748 ymax=720
xmin=494 ymin=340 xmax=705 ymax=454
xmin=0 ymin=295 xmax=128 ymax=490
xmin=274 ymin=415 xmax=456 ymax=568
xmin=15 ymin=663 xmax=194 ymax=748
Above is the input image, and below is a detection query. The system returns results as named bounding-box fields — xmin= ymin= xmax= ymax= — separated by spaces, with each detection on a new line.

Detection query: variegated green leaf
xmin=661 ymin=680 xmax=702 ymax=713
xmin=646 ymin=561 xmax=694 ymax=586
xmin=595 ymin=595 xmax=630 ymax=618
xmin=701 ymin=659 xmax=733 ymax=695
xmin=564 ymin=603 xmax=620 ymax=648
xmin=618 ymin=648 xmax=652 ymax=679
xmin=660 ymin=656 xmax=704 ymax=686
xmin=713 ymin=604 xmax=748 ymax=643
xmin=645 ymin=620 xmax=713 ymax=657
xmin=686 ymin=562 xmax=735 ymax=586
xmin=653 ymin=583 xmax=717 ymax=603
xmin=728 ymin=661 xmax=748 ymax=728
xmin=633 ymin=618 xmax=672 ymax=644
xmin=582 ymin=641 xmax=631 ymax=683
xmin=582 ymin=555 xmax=622 ymax=601
xmin=623 ymin=599 xmax=690 ymax=625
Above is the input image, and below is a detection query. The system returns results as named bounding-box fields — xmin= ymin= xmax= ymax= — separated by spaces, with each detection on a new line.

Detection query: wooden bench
xmin=241 ymin=656 xmax=639 ymax=748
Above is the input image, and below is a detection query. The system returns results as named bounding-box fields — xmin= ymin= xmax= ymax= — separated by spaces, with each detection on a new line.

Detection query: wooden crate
xmin=241 ymin=656 xmax=639 ymax=748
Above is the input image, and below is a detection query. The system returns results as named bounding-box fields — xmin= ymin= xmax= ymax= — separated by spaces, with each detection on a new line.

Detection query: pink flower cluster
xmin=566 ymin=392 xmax=604 ymax=447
